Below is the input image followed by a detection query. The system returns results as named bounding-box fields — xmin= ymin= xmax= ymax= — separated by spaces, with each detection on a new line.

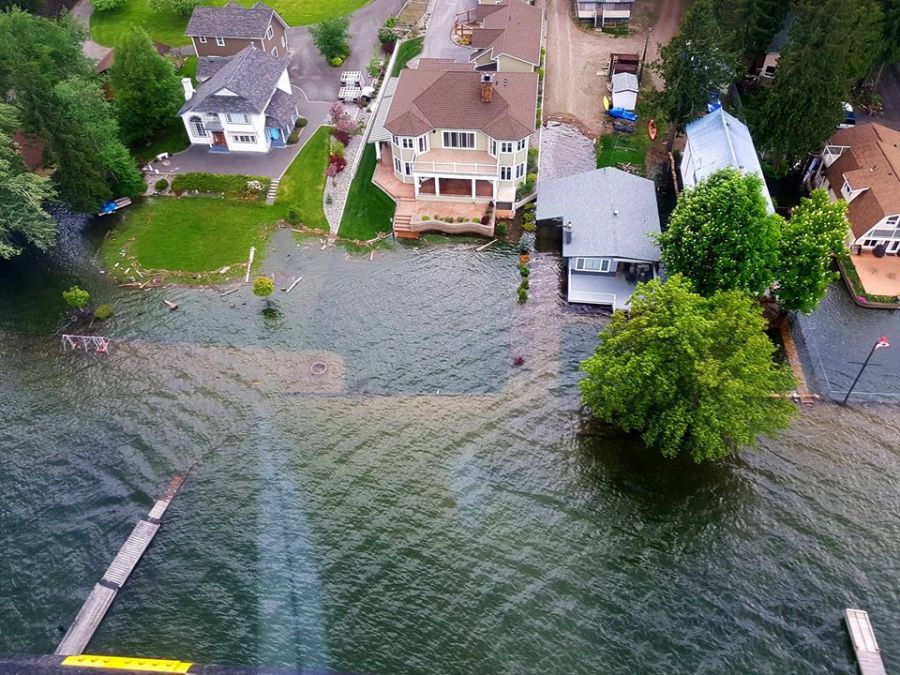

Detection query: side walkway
xmin=71 ymin=0 xmax=112 ymax=63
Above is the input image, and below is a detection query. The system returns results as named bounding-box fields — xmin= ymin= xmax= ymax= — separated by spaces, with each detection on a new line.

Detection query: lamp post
xmin=842 ymin=336 xmax=890 ymax=405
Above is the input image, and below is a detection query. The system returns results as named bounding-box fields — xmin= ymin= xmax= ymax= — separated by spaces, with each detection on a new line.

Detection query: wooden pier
xmin=845 ymin=608 xmax=887 ymax=675
xmin=55 ymin=474 xmax=187 ymax=656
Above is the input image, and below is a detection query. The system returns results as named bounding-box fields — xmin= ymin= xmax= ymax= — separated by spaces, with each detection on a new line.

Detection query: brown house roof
xmin=469 ymin=0 xmax=542 ymax=67
xmin=384 ymin=62 xmax=537 ymax=141
xmin=824 ymin=123 xmax=900 ymax=238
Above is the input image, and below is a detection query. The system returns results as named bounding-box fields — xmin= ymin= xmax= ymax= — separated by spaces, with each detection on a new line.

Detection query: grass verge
xmin=130 ymin=118 xmax=190 ymax=164
xmin=595 ymin=94 xmax=667 ymax=176
xmin=338 ymin=144 xmax=395 ymax=240
xmin=172 ymin=172 xmax=270 ymax=199
xmin=91 ymin=0 xmax=368 ymax=48
xmin=392 ymin=36 xmax=424 ymax=76
xmin=275 ymin=125 xmax=331 ymax=232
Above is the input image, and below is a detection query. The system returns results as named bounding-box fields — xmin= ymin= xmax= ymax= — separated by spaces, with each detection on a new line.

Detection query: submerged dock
xmin=845 ymin=608 xmax=887 ymax=675
xmin=55 ymin=474 xmax=188 ymax=656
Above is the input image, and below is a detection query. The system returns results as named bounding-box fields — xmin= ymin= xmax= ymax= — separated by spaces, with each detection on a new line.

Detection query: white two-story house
xmin=377 ymin=59 xmax=537 ymax=207
xmin=178 ymin=46 xmax=299 ymax=154
xmin=811 ymin=123 xmax=900 ymax=255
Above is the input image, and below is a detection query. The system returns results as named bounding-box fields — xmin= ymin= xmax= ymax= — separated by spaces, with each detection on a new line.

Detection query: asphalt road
xmin=421 ymin=0 xmax=476 ymax=61
xmin=288 ymin=0 xmax=406 ymax=102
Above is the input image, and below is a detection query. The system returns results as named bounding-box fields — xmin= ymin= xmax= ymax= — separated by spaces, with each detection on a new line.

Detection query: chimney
xmin=480 ymin=72 xmax=494 ymax=104
xmin=181 ymin=77 xmax=194 ymax=101
xmin=564 ymin=220 xmax=573 ymax=244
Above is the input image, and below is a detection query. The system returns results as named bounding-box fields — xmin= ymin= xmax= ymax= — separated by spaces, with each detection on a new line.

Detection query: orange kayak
xmin=648 ymin=119 xmax=658 ymax=141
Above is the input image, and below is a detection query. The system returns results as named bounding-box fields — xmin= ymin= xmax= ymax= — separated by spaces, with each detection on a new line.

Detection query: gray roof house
xmin=185 ymin=1 xmax=290 ymax=60
xmin=178 ymin=46 xmax=299 ymax=154
xmin=536 ymin=168 xmax=661 ymax=310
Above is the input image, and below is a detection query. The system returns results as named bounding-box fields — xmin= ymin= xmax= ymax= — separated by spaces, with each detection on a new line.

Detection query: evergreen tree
xmin=754 ymin=0 xmax=884 ymax=168
xmin=109 ymin=26 xmax=184 ymax=145
xmin=657 ymin=169 xmax=783 ymax=297
xmin=716 ymin=0 xmax=792 ymax=59
xmin=580 ymin=275 xmax=796 ymax=463
xmin=652 ymin=0 xmax=740 ymax=131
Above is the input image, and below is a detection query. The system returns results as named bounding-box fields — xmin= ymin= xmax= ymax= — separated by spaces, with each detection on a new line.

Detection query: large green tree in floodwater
xmin=714 ymin=0 xmax=792 ymax=60
xmin=580 ymin=276 xmax=796 ymax=463
xmin=652 ymin=0 xmax=739 ymax=131
xmin=657 ymin=169 xmax=782 ymax=297
xmin=0 ymin=104 xmax=56 ymax=259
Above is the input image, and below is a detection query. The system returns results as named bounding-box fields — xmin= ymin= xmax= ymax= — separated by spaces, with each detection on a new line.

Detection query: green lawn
xmin=102 ymin=197 xmax=278 ymax=282
xmin=595 ymin=95 xmax=668 ymax=176
xmin=130 ymin=118 xmax=191 ymax=164
xmin=338 ymin=144 xmax=395 ymax=240
xmin=275 ymin=125 xmax=331 ymax=232
xmin=392 ymin=36 xmax=424 ymax=76
xmin=91 ymin=0 xmax=369 ymax=48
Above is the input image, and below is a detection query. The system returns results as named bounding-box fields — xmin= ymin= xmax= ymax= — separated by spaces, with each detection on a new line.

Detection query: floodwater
xmin=1 ymin=211 xmax=898 ymax=674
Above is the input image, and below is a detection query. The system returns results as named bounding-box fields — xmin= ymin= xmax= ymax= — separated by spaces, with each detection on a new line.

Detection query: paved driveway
xmin=287 ymin=0 xmax=406 ymax=102
xmin=420 ymin=0 xmax=476 ymax=61
xmin=856 ymin=63 xmax=900 ymax=132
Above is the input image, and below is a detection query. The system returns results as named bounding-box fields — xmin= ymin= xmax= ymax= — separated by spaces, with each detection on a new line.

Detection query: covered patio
xmin=851 ymin=251 xmax=900 ymax=297
xmin=418 ymin=177 xmax=495 ymax=200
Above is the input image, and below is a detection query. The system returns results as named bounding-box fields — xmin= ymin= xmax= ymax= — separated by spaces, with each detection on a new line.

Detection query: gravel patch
xmin=539 ymin=122 xmax=597 ymax=182
xmin=324 ymin=110 xmax=369 ymax=235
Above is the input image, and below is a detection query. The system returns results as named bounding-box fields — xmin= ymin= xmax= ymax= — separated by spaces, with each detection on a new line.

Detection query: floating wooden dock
xmin=845 ymin=608 xmax=887 ymax=675
xmin=55 ymin=474 xmax=187 ymax=656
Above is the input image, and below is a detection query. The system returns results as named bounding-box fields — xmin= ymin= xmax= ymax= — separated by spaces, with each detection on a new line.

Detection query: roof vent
xmin=564 ymin=220 xmax=573 ymax=244
xmin=613 ymin=209 xmax=619 ymax=216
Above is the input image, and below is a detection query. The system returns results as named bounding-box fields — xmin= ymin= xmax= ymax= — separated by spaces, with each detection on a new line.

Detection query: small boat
xmin=613 ymin=122 xmax=635 ymax=134
xmin=98 ymin=197 xmax=132 ymax=216
xmin=607 ymin=107 xmax=638 ymax=122
xmin=602 ymin=95 xmax=610 ymax=112
xmin=648 ymin=118 xmax=658 ymax=140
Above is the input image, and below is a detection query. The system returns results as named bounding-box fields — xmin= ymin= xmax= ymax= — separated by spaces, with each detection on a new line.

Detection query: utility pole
xmin=842 ymin=336 xmax=890 ymax=405
xmin=638 ymin=27 xmax=652 ymax=85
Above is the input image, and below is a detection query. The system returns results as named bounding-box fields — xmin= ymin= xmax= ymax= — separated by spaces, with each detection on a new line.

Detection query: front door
xmin=211 ymin=131 xmax=227 ymax=147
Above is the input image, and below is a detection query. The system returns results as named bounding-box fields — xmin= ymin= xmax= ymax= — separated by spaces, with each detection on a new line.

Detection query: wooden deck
xmin=845 ymin=609 xmax=887 ymax=675
xmin=55 ymin=474 xmax=188 ymax=656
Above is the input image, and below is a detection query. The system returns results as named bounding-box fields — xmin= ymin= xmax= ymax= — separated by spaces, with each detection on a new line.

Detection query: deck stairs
xmin=392 ymin=197 xmax=419 ymax=239
xmin=265 ymin=178 xmax=280 ymax=205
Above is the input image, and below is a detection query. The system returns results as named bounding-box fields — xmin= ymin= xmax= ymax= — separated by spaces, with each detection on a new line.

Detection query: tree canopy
xmin=752 ymin=0 xmax=884 ymax=167
xmin=109 ymin=26 xmax=184 ymax=145
xmin=652 ymin=0 xmax=739 ymax=129
xmin=777 ymin=189 xmax=849 ymax=313
xmin=580 ymin=275 xmax=796 ymax=462
xmin=658 ymin=169 xmax=782 ymax=296
xmin=0 ymin=103 xmax=56 ymax=259
xmin=715 ymin=0 xmax=792 ymax=59
xmin=310 ymin=16 xmax=350 ymax=62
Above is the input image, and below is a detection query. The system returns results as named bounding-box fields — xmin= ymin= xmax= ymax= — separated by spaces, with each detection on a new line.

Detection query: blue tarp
xmin=607 ymin=107 xmax=638 ymax=122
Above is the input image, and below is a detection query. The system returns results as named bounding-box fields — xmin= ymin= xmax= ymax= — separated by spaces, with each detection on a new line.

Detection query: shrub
xmin=330 ymin=56 xmax=345 ymax=67
xmin=328 ymin=154 xmax=347 ymax=172
xmin=527 ymin=147 xmax=539 ymax=173
xmin=253 ymin=276 xmax=274 ymax=298
xmin=519 ymin=278 xmax=529 ymax=291
xmin=384 ymin=16 xmax=397 ymax=29
xmin=288 ymin=130 xmax=300 ymax=144
xmin=154 ymin=178 xmax=169 ymax=191
xmin=286 ymin=206 xmax=302 ymax=225
xmin=524 ymin=201 xmax=536 ymax=215
xmin=295 ymin=117 xmax=308 ymax=129
xmin=517 ymin=286 xmax=528 ymax=303
xmin=496 ymin=221 xmax=508 ymax=236
xmin=63 ymin=286 xmax=90 ymax=309
xmin=325 ymin=193 xmax=333 ymax=206
xmin=519 ymin=263 xmax=530 ymax=277
xmin=333 ymin=129 xmax=351 ymax=146
xmin=94 ymin=304 xmax=114 ymax=321
xmin=367 ymin=58 xmax=384 ymax=79
xmin=421 ymin=215 xmax=430 ymax=221
xmin=523 ymin=220 xmax=536 ymax=233
xmin=149 ymin=0 xmax=200 ymax=14
xmin=480 ymin=214 xmax=490 ymax=225
xmin=92 ymin=0 xmax=126 ymax=10
xmin=378 ymin=26 xmax=396 ymax=46
xmin=171 ymin=172 xmax=269 ymax=199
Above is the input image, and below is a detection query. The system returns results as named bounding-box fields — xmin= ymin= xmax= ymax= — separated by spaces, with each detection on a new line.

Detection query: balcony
xmin=413 ymin=149 xmax=498 ymax=177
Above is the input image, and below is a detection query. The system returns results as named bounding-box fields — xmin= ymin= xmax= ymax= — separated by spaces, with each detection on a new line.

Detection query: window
xmin=190 ymin=115 xmax=207 ymax=137
xmin=500 ymin=166 xmax=512 ymax=180
xmin=515 ymin=163 xmax=525 ymax=179
xmin=443 ymin=131 xmax=475 ymax=148
xmin=401 ymin=137 xmax=414 ymax=149
xmin=863 ymin=239 xmax=877 ymax=247
xmin=516 ymin=138 xmax=527 ymax=151
xmin=500 ymin=141 xmax=513 ymax=153
xmin=271 ymin=46 xmax=278 ymax=56
xmin=392 ymin=135 xmax=399 ymax=146
xmin=394 ymin=157 xmax=401 ymax=173
xmin=404 ymin=162 xmax=412 ymax=176
xmin=418 ymin=136 xmax=428 ymax=153
xmin=225 ymin=113 xmax=250 ymax=125
xmin=281 ymin=35 xmax=286 ymax=47
xmin=886 ymin=215 xmax=899 ymax=226
xmin=266 ymin=25 xmax=274 ymax=40
xmin=842 ymin=180 xmax=853 ymax=198
xmin=575 ymin=257 xmax=611 ymax=273
xmin=763 ymin=65 xmax=775 ymax=77
xmin=232 ymin=134 xmax=256 ymax=143
xmin=490 ymin=139 xmax=497 ymax=156
xmin=216 ymin=37 xmax=225 ymax=46
xmin=198 ymin=36 xmax=207 ymax=44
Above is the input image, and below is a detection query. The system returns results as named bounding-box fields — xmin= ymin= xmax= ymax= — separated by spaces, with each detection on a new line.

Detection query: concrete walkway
xmin=420 ymin=0 xmax=476 ymax=61
xmin=287 ymin=0 xmax=406 ymax=103
xmin=70 ymin=0 xmax=112 ymax=63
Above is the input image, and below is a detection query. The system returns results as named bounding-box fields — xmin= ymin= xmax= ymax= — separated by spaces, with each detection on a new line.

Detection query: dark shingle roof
xmin=265 ymin=88 xmax=298 ymax=127
xmin=196 ymin=56 xmax=231 ymax=81
xmin=469 ymin=0 xmax=543 ymax=67
xmin=179 ymin=46 xmax=288 ymax=116
xmin=185 ymin=1 xmax=283 ymax=38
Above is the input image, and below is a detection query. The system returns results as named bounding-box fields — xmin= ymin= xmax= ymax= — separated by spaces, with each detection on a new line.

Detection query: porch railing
xmin=413 ymin=160 xmax=498 ymax=176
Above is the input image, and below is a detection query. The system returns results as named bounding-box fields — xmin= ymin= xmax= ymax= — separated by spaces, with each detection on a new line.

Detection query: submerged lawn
xmin=275 ymin=125 xmax=330 ymax=232
xmin=91 ymin=0 xmax=369 ymax=47
xmin=338 ymin=144 xmax=395 ymax=240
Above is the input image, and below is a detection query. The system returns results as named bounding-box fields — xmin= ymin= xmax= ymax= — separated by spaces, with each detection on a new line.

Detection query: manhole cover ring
xmin=310 ymin=361 xmax=328 ymax=375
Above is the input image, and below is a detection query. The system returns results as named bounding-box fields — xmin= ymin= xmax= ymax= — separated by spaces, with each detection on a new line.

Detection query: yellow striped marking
xmin=61 ymin=655 xmax=192 ymax=673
